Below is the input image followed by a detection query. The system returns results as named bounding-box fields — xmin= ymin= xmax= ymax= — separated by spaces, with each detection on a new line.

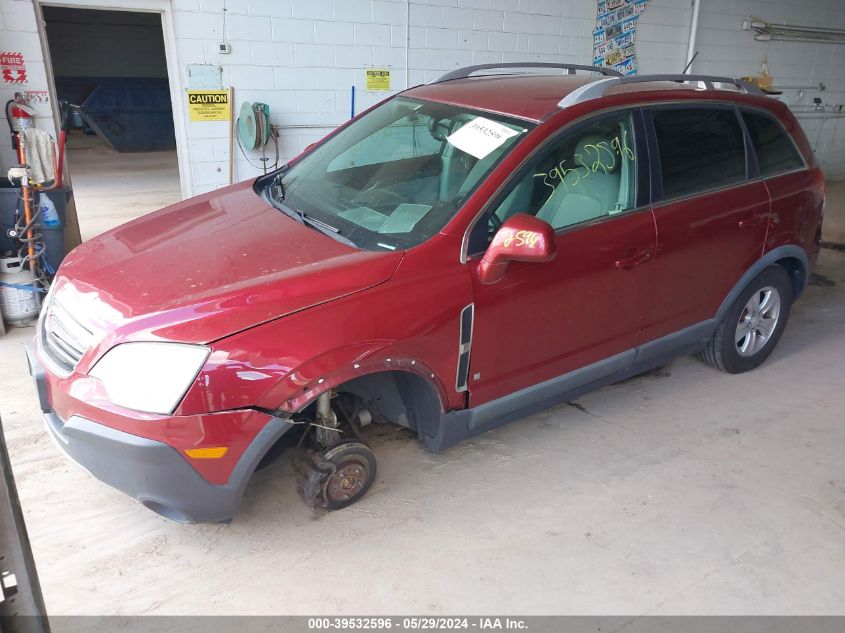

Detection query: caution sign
xmin=365 ymin=69 xmax=390 ymax=91
xmin=187 ymin=90 xmax=230 ymax=121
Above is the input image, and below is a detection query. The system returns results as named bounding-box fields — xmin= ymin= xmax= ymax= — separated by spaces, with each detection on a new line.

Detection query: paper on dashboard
xmin=446 ymin=117 xmax=520 ymax=160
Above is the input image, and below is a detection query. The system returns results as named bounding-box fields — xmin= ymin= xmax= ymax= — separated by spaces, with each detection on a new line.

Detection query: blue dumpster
xmin=77 ymin=78 xmax=176 ymax=152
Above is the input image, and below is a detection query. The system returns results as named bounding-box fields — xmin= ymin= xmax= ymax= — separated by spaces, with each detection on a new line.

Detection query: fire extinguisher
xmin=5 ymin=93 xmax=42 ymax=288
xmin=5 ymin=93 xmax=36 ymax=151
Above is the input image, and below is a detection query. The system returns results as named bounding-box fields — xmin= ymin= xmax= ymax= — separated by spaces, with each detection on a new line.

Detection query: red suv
xmin=27 ymin=64 xmax=825 ymax=523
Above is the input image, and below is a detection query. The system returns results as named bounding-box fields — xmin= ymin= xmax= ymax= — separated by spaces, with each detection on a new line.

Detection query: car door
xmin=739 ymin=108 xmax=823 ymax=254
xmin=639 ymin=105 xmax=771 ymax=344
xmin=465 ymin=110 xmax=657 ymax=407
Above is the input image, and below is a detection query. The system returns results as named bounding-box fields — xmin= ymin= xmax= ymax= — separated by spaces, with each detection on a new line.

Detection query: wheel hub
xmin=295 ymin=441 xmax=377 ymax=510
xmin=327 ymin=464 xmax=366 ymax=502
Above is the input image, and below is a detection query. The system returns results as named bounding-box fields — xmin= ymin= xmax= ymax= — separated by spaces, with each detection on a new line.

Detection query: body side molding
xmin=422 ymin=243 xmax=810 ymax=453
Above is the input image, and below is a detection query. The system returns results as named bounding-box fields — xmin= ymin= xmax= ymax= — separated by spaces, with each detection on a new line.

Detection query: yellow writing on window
xmin=534 ymin=129 xmax=635 ymax=205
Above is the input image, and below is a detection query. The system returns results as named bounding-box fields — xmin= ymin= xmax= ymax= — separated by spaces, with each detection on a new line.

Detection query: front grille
xmin=41 ymin=297 xmax=95 ymax=374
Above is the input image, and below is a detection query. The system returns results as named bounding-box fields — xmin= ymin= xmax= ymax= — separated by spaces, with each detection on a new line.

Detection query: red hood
xmin=56 ymin=181 xmax=403 ymax=347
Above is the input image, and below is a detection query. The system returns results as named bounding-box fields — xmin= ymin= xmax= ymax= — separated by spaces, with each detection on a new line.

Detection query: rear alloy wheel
xmin=699 ymin=266 xmax=792 ymax=373
xmin=735 ymin=286 xmax=781 ymax=357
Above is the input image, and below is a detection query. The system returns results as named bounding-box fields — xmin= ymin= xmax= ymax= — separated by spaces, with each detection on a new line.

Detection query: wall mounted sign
xmin=1 ymin=52 xmax=27 ymax=84
xmin=185 ymin=64 xmax=222 ymax=90
xmin=593 ymin=0 xmax=649 ymax=76
xmin=187 ymin=90 xmax=231 ymax=121
xmin=365 ymin=68 xmax=391 ymax=91
xmin=23 ymin=90 xmax=48 ymax=104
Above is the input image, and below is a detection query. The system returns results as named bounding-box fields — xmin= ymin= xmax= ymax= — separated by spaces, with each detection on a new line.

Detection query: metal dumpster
xmin=76 ymin=77 xmax=175 ymax=152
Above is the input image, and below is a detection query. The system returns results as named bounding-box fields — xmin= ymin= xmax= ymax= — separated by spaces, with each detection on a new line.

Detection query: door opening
xmin=41 ymin=6 xmax=182 ymax=240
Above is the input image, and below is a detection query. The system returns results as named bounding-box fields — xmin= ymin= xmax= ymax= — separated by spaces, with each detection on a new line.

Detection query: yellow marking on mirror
xmin=497 ymin=228 xmax=542 ymax=249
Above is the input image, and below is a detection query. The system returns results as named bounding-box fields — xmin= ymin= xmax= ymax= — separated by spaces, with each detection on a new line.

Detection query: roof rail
xmin=558 ymin=74 xmax=766 ymax=107
xmin=431 ymin=63 xmax=623 ymax=84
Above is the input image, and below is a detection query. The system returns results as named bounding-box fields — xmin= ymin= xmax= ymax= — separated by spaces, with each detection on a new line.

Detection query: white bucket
xmin=0 ymin=256 xmax=41 ymax=327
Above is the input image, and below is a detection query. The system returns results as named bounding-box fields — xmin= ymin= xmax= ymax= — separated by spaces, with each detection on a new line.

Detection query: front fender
xmin=270 ymin=352 xmax=450 ymax=414
xmin=177 ymin=240 xmax=472 ymax=417
xmin=178 ymin=328 xmax=462 ymax=416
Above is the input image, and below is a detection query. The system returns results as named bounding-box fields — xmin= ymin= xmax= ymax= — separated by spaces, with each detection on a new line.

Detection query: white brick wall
xmin=0 ymin=0 xmax=57 ymax=165
xmin=1 ymin=0 xmax=843 ymax=190
xmin=638 ymin=0 xmax=845 ymax=179
xmin=703 ymin=0 xmax=845 ymax=180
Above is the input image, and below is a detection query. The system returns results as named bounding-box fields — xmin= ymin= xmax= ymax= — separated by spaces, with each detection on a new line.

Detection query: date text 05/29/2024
xmin=307 ymin=617 xmax=528 ymax=630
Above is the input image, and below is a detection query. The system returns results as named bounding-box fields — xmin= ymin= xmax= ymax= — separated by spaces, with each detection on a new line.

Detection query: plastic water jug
xmin=0 ymin=256 xmax=41 ymax=327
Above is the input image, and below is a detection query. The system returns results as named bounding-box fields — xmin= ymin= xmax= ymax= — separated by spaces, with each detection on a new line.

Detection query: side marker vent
xmin=456 ymin=304 xmax=474 ymax=392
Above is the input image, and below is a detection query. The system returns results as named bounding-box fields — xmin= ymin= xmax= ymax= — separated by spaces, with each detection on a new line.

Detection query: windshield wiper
xmin=301 ymin=213 xmax=358 ymax=248
xmin=269 ymin=197 xmax=357 ymax=248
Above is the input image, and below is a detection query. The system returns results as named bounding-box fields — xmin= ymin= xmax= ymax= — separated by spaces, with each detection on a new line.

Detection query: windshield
xmin=268 ymin=97 xmax=531 ymax=251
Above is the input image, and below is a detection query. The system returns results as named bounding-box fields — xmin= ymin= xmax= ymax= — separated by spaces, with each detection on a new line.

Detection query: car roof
xmin=404 ymin=74 xmax=749 ymax=123
xmin=406 ymin=75 xmax=596 ymax=122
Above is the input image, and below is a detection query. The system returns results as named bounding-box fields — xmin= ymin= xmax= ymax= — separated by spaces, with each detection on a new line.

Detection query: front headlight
xmin=89 ymin=342 xmax=210 ymax=415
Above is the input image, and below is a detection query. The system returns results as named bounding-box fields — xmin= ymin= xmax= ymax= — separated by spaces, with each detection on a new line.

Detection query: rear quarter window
xmin=652 ymin=107 xmax=747 ymax=200
xmin=741 ymin=110 xmax=805 ymax=176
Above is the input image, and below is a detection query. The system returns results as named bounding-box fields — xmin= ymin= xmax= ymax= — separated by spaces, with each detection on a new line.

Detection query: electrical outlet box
xmin=218 ymin=42 xmax=231 ymax=54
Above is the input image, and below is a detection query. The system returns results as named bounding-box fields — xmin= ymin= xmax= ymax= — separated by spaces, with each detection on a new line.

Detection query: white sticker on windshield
xmin=446 ymin=117 xmax=520 ymax=160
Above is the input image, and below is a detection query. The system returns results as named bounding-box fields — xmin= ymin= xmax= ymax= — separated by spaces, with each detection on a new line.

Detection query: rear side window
xmin=652 ymin=107 xmax=747 ymax=199
xmin=742 ymin=111 xmax=805 ymax=176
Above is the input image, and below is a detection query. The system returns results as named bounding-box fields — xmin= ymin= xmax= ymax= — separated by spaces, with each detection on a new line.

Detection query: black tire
xmin=699 ymin=266 xmax=792 ymax=374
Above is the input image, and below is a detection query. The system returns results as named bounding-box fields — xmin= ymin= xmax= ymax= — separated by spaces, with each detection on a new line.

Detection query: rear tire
xmin=699 ymin=266 xmax=792 ymax=374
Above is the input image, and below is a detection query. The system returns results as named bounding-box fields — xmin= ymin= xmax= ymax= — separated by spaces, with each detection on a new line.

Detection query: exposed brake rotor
xmin=294 ymin=440 xmax=377 ymax=510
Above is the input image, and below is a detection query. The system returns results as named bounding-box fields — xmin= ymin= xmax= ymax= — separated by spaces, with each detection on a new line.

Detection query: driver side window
xmin=490 ymin=112 xmax=637 ymax=233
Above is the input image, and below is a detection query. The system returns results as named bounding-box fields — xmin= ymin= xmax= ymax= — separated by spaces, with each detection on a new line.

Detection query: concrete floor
xmin=824 ymin=181 xmax=845 ymax=245
xmin=65 ymin=133 xmax=182 ymax=241
xmin=0 ymin=161 xmax=843 ymax=614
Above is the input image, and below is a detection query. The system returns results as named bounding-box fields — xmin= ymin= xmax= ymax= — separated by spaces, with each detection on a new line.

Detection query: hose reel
xmin=237 ymin=101 xmax=270 ymax=151
xmin=236 ymin=101 xmax=278 ymax=173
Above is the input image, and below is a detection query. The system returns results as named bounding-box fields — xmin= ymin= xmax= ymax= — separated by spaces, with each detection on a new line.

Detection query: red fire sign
xmin=1 ymin=52 xmax=27 ymax=84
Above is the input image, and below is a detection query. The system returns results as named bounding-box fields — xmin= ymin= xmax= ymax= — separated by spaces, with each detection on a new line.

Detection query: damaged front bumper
xmin=26 ymin=344 xmax=293 ymax=524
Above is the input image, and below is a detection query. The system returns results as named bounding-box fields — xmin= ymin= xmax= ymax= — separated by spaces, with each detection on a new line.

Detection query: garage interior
xmin=1 ymin=0 xmax=844 ymax=619
xmin=41 ymin=6 xmax=182 ymax=241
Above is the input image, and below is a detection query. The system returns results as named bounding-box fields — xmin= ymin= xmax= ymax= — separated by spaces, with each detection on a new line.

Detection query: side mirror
xmin=478 ymin=213 xmax=556 ymax=285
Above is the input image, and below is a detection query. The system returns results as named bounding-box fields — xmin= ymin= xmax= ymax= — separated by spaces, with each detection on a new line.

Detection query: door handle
xmin=615 ymin=248 xmax=652 ymax=270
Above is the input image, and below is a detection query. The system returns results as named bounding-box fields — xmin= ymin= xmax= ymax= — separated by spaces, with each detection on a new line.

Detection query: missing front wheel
xmin=294 ymin=440 xmax=377 ymax=510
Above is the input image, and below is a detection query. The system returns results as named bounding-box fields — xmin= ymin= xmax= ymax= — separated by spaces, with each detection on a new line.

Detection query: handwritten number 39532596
xmin=536 ymin=129 xmax=635 ymax=203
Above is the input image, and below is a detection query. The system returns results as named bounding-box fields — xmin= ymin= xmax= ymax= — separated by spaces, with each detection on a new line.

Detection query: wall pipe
xmin=405 ymin=0 xmax=410 ymax=90
xmin=685 ymin=0 xmax=701 ymax=74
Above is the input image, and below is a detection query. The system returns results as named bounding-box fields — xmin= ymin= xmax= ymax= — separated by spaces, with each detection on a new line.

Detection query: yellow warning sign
xmin=187 ymin=90 xmax=230 ymax=121
xmin=365 ymin=68 xmax=391 ymax=91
